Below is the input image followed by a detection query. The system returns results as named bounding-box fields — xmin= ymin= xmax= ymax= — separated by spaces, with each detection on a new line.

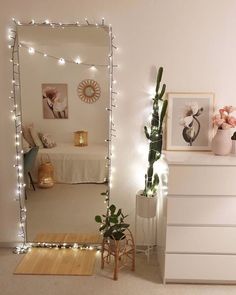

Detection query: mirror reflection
xmin=18 ymin=25 xmax=110 ymax=242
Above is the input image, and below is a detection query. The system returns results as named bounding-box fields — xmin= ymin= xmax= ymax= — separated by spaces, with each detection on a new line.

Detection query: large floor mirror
xmin=11 ymin=21 xmax=113 ymax=246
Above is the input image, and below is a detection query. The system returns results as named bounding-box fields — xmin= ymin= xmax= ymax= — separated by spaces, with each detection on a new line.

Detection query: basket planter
xmin=136 ymin=190 xmax=157 ymax=218
xmin=108 ymin=236 xmax=126 ymax=252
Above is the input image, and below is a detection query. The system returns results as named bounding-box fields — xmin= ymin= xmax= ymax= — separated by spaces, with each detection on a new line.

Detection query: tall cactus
xmin=143 ymin=67 xmax=168 ymax=196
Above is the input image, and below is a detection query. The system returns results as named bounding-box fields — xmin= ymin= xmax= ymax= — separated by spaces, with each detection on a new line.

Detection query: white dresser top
xmin=164 ymin=151 xmax=236 ymax=166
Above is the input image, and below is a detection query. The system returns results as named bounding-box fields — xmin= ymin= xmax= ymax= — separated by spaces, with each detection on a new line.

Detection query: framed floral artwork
xmin=166 ymin=92 xmax=214 ymax=150
xmin=42 ymin=83 xmax=68 ymax=119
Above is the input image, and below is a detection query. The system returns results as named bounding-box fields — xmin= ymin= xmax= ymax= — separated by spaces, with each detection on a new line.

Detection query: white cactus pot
xmin=136 ymin=190 xmax=157 ymax=218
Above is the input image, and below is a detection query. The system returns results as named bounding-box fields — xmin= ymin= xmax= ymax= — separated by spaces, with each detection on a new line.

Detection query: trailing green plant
xmin=143 ymin=67 xmax=168 ymax=197
xmin=95 ymin=204 xmax=129 ymax=240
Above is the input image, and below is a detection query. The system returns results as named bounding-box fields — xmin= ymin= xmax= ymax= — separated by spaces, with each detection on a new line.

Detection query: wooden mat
xmin=14 ymin=248 xmax=97 ymax=276
xmin=33 ymin=233 xmax=102 ymax=244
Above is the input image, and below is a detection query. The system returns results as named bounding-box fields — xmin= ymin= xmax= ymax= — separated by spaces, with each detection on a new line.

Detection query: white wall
xmin=1 ymin=0 xmax=236 ymax=242
xmin=19 ymin=29 xmax=109 ymax=144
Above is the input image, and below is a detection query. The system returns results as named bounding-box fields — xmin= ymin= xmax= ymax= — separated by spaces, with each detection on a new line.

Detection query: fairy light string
xmin=9 ymin=18 xmax=117 ymax=253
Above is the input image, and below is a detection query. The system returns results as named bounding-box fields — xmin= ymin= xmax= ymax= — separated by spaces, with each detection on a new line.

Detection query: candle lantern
xmin=38 ymin=158 xmax=54 ymax=188
xmin=74 ymin=130 xmax=88 ymax=147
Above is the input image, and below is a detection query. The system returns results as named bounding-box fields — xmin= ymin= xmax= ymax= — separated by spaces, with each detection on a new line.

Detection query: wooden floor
xmin=14 ymin=248 xmax=97 ymax=276
xmin=33 ymin=233 xmax=102 ymax=244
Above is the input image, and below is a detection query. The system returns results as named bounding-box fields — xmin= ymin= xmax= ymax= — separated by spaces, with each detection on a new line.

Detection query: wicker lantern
xmin=74 ymin=130 xmax=88 ymax=147
xmin=38 ymin=161 xmax=54 ymax=188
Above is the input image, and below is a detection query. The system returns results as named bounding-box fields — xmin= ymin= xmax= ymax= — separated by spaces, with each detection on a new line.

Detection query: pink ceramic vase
xmin=212 ymin=129 xmax=232 ymax=156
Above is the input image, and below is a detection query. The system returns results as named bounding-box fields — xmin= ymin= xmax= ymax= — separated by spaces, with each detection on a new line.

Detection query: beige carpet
xmin=33 ymin=233 xmax=102 ymax=244
xmin=2 ymin=248 xmax=236 ymax=295
xmin=14 ymin=248 xmax=97 ymax=276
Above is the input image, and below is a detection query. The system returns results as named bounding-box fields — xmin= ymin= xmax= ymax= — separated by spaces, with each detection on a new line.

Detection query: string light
xmin=58 ymin=58 xmax=65 ymax=65
xmin=28 ymin=47 xmax=35 ymax=54
xmin=20 ymin=43 xmax=108 ymax=68
xmin=9 ymin=17 xmax=118 ymax=253
xmin=75 ymin=56 xmax=81 ymax=64
xmin=90 ymin=65 xmax=96 ymax=71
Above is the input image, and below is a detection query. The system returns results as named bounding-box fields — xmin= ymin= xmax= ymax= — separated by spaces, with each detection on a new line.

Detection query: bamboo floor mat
xmin=14 ymin=248 xmax=97 ymax=276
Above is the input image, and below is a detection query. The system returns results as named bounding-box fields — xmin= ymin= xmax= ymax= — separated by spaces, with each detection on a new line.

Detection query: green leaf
xmin=99 ymin=224 xmax=106 ymax=231
xmin=116 ymin=209 xmax=122 ymax=216
xmin=109 ymin=216 xmax=118 ymax=224
xmin=109 ymin=204 xmax=116 ymax=214
xmin=95 ymin=215 xmax=102 ymax=223
xmin=101 ymin=192 xmax=108 ymax=196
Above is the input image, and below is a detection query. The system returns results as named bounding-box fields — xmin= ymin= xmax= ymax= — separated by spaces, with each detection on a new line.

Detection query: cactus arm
xmin=159 ymin=99 xmax=168 ymax=133
xmin=158 ymin=84 xmax=166 ymax=100
xmin=155 ymin=67 xmax=163 ymax=97
xmin=144 ymin=126 xmax=150 ymax=139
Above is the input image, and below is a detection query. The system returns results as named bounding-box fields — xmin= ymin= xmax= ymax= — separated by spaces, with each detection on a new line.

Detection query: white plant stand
xmin=135 ymin=193 xmax=157 ymax=262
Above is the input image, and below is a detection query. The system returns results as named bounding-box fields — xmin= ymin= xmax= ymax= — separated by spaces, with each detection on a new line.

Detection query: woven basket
xmin=38 ymin=156 xmax=54 ymax=188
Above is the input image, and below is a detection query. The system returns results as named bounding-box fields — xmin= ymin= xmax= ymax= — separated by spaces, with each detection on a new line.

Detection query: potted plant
xmin=95 ymin=204 xmax=129 ymax=250
xmin=136 ymin=67 xmax=168 ymax=218
xmin=212 ymin=106 xmax=236 ymax=155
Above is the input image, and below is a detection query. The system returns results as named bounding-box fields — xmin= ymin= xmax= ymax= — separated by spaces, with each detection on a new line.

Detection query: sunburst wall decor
xmin=77 ymin=79 xmax=101 ymax=104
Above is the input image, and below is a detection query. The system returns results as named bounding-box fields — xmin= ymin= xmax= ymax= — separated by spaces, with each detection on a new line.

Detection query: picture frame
xmin=42 ymin=83 xmax=68 ymax=119
xmin=166 ymin=92 xmax=214 ymax=151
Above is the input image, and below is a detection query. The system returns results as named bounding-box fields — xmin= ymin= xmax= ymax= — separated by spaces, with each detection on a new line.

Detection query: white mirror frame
xmin=9 ymin=18 xmax=117 ymax=253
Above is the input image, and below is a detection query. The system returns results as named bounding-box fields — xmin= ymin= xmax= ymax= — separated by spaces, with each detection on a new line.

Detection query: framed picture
xmin=42 ymin=83 xmax=68 ymax=119
xmin=166 ymin=92 xmax=214 ymax=151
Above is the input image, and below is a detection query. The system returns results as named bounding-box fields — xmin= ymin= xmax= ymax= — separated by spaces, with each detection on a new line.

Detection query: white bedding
xmin=35 ymin=143 xmax=108 ymax=184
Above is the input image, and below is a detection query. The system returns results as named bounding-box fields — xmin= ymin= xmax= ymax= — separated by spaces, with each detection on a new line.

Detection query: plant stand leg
xmin=132 ymin=248 xmax=135 ymax=271
xmin=113 ymin=251 xmax=118 ymax=280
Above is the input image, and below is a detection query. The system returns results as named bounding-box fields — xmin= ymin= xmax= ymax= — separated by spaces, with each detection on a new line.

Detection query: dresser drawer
xmin=165 ymin=254 xmax=236 ymax=282
xmin=167 ymin=197 xmax=236 ymax=225
xmin=168 ymin=166 xmax=236 ymax=195
xmin=166 ymin=226 xmax=236 ymax=254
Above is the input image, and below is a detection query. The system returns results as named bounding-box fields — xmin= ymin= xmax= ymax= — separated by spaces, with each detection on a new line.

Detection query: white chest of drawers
xmin=159 ymin=151 xmax=236 ymax=283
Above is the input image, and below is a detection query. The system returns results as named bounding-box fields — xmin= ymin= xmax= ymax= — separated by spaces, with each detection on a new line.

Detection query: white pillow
xmin=22 ymin=136 xmax=30 ymax=153
xmin=29 ymin=125 xmax=44 ymax=148
xmin=40 ymin=133 xmax=56 ymax=148
xmin=22 ymin=124 xmax=35 ymax=147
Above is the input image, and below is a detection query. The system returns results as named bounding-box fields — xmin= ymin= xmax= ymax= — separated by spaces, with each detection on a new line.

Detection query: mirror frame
xmin=9 ymin=18 xmax=116 ymax=253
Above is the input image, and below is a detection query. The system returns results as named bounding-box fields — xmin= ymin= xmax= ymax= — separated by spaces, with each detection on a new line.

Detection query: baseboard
xmin=0 ymin=242 xmax=21 ymax=248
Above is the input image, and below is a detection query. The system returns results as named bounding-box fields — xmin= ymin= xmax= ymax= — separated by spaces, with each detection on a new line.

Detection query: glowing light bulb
xmin=90 ymin=65 xmax=96 ymax=71
xmin=28 ymin=47 xmax=35 ymax=54
xmin=75 ymin=57 xmax=81 ymax=64
xmin=58 ymin=58 xmax=65 ymax=65
xmin=43 ymin=53 xmax=47 ymax=57
xmin=45 ymin=19 xmax=50 ymax=24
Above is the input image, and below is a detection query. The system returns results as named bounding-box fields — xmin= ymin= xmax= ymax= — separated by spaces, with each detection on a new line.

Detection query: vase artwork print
xmin=166 ymin=93 xmax=214 ymax=151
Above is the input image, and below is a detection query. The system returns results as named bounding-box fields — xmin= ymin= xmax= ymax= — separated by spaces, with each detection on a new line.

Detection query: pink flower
xmin=222 ymin=122 xmax=232 ymax=129
xmin=213 ymin=105 xmax=236 ymax=129
xmin=223 ymin=106 xmax=236 ymax=113
xmin=212 ymin=114 xmax=225 ymax=127
xmin=227 ymin=116 xmax=236 ymax=127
